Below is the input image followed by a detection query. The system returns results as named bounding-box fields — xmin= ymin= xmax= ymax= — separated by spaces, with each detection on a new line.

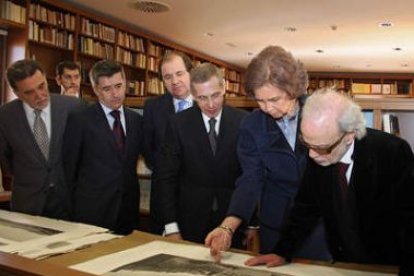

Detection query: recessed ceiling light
xmin=393 ymin=47 xmax=402 ymax=51
xmin=316 ymin=49 xmax=324 ymax=53
xmin=133 ymin=0 xmax=171 ymax=13
xmin=284 ymin=27 xmax=297 ymax=32
xmin=378 ymin=21 xmax=393 ymax=28
xmin=226 ymin=42 xmax=237 ymax=48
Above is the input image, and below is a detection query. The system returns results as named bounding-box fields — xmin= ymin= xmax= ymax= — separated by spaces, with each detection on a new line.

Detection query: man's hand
xmin=244 ymin=254 xmax=286 ymax=267
xmin=205 ymin=227 xmax=232 ymax=263
xmin=165 ymin=233 xmax=183 ymax=241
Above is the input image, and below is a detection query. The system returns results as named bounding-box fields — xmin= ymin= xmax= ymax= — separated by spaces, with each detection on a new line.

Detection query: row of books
xmin=117 ymin=31 xmax=145 ymax=53
xmin=29 ymin=3 xmax=75 ymax=30
xmin=147 ymin=77 xmax=165 ymax=95
xmin=352 ymin=83 xmax=411 ymax=95
xmin=79 ymin=37 xmax=114 ymax=59
xmin=127 ymin=81 xmax=146 ymax=96
xmin=80 ymin=17 xmax=116 ymax=43
xmin=147 ymin=56 xmax=159 ymax=72
xmin=1 ymin=0 xmax=26 ymax=24
xmin=225 ymin=80 xmax=240 ymax=93
xmin=226 ymin=70 xmax=241 ymax=82
xmin=116 ymin=47 xmax=146 ymax=69
xmin=29 ymin=21 xmax=74 ymax=49
xmin=148 ymin=43 xmax=167 ymax=57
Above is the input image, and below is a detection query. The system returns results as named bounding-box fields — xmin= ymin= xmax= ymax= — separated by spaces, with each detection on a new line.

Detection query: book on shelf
xmin=382 ymin=84 xmax=391 ymax=95
xmin=351 ymin=83 xmax=371 ymax=94
xmin=29 ymin=3 xmax=76 ymax=30
xmin=1 ymin=0 xmax=26 ymax=24
xmin=370 ymin=84 xmax=382 ymax=94
xmin=382 ymin=113 xmax=400 ymax=136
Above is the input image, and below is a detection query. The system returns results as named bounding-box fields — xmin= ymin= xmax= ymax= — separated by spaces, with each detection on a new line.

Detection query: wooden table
xmin=0 ymin=230 xmax=398 ymax=275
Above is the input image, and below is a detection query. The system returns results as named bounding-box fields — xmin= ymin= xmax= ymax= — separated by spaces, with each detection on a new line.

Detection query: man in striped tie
xmin=0 ymin=59 xmax=81 ymax=219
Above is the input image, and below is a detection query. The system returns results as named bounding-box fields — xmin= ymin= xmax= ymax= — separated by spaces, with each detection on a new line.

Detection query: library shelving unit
xmin=0 ymin=0 xmax=28 ymax=102
xmin=0 ymin=0 xmax=244 ymax=106
xmin=308 ymin=72 xmax=414 ymax=149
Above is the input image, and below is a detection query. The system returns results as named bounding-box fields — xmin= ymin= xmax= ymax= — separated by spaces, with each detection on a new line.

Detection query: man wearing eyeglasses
xmin=245 ymin=88 xmax=414 ymax=275
xmin=156 ymin=63 xmax=247 ymax=245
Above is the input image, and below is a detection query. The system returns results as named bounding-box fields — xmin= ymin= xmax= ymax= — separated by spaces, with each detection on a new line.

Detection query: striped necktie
xmin=33 ymin=109 xmax=49 ymax=159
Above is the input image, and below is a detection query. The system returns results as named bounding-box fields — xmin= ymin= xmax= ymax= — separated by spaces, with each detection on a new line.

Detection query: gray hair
xmin=303 ymin=88 xmax=367 ymax=139
xmin=190 ymin=62 xmax=224 ymax=92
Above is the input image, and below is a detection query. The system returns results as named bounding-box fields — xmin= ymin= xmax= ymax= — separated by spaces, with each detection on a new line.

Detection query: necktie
xmin=33 ymin=109 xmax=49 ymax=159
xmin=110 ymin=110 xmax=125 ymax=152
xmin=338 ymin=162 xmax=349 ymax=201
xmin=177 ymin=100 xmax=187 ymax=112
xmin=208 ymin=118 xmax=217 ymax=155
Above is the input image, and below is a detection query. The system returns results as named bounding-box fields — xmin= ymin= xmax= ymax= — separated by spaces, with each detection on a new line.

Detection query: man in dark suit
xmin=143 ymin=51 xmax=193 ymax=234
xmin=63 ymin=60 xmax=143 ymax=235
xmin=245 ymin=88 xmax=414 ymax=275
xmin=156 ymin=63 xmax=247 ymax=245
xmin=0 ymin=59 xmax=81 ymax=219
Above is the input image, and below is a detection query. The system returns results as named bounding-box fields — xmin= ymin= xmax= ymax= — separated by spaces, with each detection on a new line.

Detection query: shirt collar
xmin=340 ymin=140 xmax=355 ymax=164
xmin=100 ymin=103 xmax=124 ymax=116
xmin=173 ymin=94 xmax=193 ymax=106
xmin=22 ymin=98 xmax=51 ymax=116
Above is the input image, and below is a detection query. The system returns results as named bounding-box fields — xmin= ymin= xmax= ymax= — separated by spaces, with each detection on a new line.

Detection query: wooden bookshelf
xmin=308 ymin=72 xmax=414 ymax=97
xmin=0 ymin=0 xmax=244 ymax=104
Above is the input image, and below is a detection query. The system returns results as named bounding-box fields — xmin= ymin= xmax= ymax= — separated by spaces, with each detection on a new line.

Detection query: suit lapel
xmin=264 ymin=113 xmax=291 ymax=153
xmin=163 ymin=93 xmax=176 ymax=115
xmin=190 ymin=107 xmax=214 ymax=157
xmin=351 ymin=138 xmax=377 ymax=208
xmin=216 ymin=106 xmax=236 ymax=157
xmin=93 ymin=103 xmax=121 ymax=157
xmin=124 ymin=108 xmax=136 ymax=155
xmin=49 ymin=95 xmax=61 ymax=163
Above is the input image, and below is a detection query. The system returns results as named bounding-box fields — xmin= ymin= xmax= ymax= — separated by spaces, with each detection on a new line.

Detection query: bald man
xmin=243 ymin=88 xmax=414 ymax=275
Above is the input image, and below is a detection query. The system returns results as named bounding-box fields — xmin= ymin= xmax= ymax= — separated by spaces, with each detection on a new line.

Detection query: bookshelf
xmin=0 ymin=0 xmax=27 ymax=102
xmin=308 ymin=72 xmax=414 ymax=97
xmin=0 ymin=0 xmax=243 ymax=104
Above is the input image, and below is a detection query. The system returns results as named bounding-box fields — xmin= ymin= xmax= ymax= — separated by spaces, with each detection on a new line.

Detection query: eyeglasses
xmin=300 ymin=132 xmax=347 ymax=155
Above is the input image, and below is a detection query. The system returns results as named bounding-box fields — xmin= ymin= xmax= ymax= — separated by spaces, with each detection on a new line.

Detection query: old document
xmin=0 ymin=209 xmax=118 ymax=259
xmin=71 ymin=241 xmax=396 ymax=276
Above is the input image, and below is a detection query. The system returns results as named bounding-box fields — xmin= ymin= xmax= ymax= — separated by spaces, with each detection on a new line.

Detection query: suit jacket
xmin=142 ymin=93 xmax=175 ymax=170
xmin=142 ymin=93 xmax=176 ymax=234
xmin=156 ymin=105 xmax=247 ymax=243
xmin=274 ymin=128 xmax=414 ymax=274
xmin=0 ymin=94 xmax=81 ymax=218
xmin=63 ymin=103 xmax=143 ymax=234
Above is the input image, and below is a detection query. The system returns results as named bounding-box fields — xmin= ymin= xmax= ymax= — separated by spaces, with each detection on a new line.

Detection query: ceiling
xmin=65 ymin=0 xmax=414 ymax=73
